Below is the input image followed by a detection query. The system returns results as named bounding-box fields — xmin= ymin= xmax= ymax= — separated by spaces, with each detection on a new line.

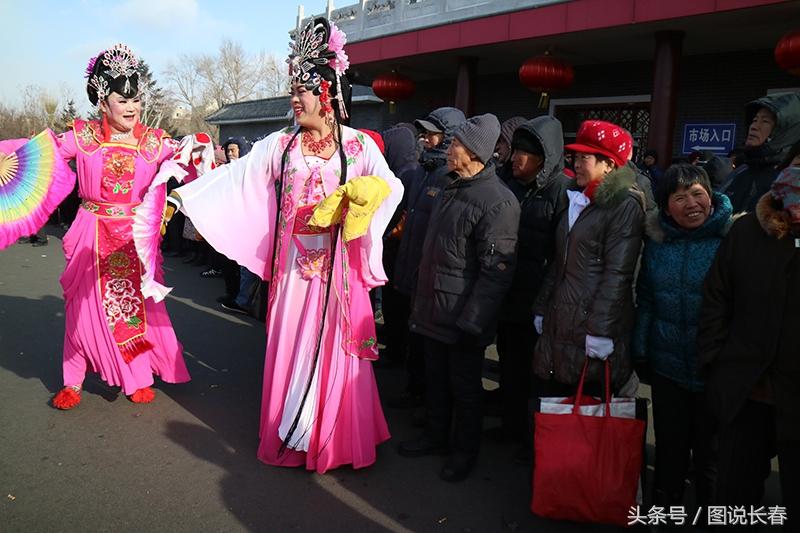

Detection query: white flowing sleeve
xmin=351 ymin=133 xmax=404 ymax=288
xmin=177 ymin=132 xmax=282 ymax=280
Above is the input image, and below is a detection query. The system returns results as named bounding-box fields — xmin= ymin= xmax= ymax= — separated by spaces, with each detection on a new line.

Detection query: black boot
xmin=398 ymin=434 xmax=448 ymax=458
xmin=440 ymin=452 xmax=477 ymax=482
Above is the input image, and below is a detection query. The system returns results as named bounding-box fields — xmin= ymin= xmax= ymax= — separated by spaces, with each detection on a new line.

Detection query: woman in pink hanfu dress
xmin=171 ymin=18 xmax=403 ymax=473
xmin=7 ymin=44 xmax=191 ymax=409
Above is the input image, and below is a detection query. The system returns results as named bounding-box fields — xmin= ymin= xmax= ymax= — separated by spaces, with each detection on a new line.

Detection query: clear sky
xmin=0 ymin=0 xmax=334 ymax=113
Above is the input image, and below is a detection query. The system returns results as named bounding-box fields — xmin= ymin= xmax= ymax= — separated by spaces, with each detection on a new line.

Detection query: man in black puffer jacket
xmin=721 ymin=92 xmax=800 ymax=214
xmin=399 ymin=114 xmax=520 ymax=483
xmin=494 ymin=116 xmax=571 ymax=444
xmin=380 ymin=126 xmax=425 ymax=366
xmin=390 ymin=107 xmax=466 ymax=406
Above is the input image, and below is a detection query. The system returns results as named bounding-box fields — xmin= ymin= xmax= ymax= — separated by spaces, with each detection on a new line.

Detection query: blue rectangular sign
xmin=681 ymin=123 xmax=736 ymax=155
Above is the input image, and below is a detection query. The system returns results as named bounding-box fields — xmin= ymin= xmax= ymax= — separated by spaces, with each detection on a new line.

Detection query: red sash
xmin=83 ymin=199 xmax=152 ymax=362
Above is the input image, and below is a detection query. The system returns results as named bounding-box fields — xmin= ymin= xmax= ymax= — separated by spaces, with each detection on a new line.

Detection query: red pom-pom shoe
xmin=129 ymin=387 xmax=156 ymax=404
xmin=52 ymin=386 xmax=81 ymax=410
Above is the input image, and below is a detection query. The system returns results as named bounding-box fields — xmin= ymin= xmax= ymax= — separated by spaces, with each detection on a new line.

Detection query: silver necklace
xmin=110 ymin=131 xmax=133 ymax=142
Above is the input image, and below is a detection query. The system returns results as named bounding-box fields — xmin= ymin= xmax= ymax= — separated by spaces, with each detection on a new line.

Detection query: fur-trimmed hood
xmin=756 ymin=192 xmax=795 ymax=239
xmin=645 ymin=191 xmax=734 ymax=243
xmin=571 ymin=164 xmax=643 ymax=209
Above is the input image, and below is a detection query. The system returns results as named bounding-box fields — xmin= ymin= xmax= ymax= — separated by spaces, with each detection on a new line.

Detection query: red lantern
xmin=775 ymin=29 xmax=800 ymax=76
xmin=519 ymin=52 xmax=574 ymax=108
xmin=372 ymin=71 xmax=415 ymax=112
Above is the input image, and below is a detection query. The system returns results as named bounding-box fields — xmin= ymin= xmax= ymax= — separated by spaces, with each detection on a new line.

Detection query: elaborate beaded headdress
xmin=85 ymin=44 xmax=142 ymax=106
xmin=288 ymin=17 xmax=350 ymax=120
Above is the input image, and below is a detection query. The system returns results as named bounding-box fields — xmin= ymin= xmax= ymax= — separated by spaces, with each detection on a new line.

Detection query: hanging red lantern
xmin=372 ymin=71 xmax=415 ymax=113
xmin=519 ymin=52 xmax=574 ymax=109
xmin=775 ymin=29 xmax=800 ymax=76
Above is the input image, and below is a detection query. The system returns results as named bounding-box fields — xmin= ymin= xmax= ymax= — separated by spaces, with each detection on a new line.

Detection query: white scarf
xmin=566 ymin=189 xmax=590 ymax=232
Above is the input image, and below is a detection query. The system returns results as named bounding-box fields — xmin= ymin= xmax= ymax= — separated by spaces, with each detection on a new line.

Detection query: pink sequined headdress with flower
xmin=288 ymin=17 xmax=350 ymax=120
xmin=85 ymin=43 xmax=143 ymax=106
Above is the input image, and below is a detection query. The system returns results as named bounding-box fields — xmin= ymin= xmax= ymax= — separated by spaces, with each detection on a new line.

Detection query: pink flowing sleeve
xmin=176 ymin=132 xmax=280 ymax=280
xmin=54 ymin=130 xmax=78 ymax=161
xmin=351 ymin=132 xmax=404 ymax=288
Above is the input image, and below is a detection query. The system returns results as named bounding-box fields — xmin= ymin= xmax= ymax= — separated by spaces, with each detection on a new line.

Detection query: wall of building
xmin=671 ymin=48 xmax=797 ymax=158
xmin=358 ymin=48 xmax=798 ymax=160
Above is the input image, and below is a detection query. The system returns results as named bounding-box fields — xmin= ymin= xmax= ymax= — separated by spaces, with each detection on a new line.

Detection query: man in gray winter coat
xmin=399 ymin=114 xmax=521 ymax=483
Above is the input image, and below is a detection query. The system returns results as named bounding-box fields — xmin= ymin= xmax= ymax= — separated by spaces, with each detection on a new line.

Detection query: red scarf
xmin=583 ymin=176 xmax=604 ymax=202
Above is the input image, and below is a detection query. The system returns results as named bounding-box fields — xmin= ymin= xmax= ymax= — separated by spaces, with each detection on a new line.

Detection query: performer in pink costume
xmin=2 ymin=44 xmax=191 ymax=409
xmin=171 ymin=18 xmax=402 ymax=473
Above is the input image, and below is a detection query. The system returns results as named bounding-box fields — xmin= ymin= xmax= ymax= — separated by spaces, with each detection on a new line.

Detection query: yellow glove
xmin=310 ymin=175 xmax=391 ymax=242
xmin=161 ymin=193 xmax=181 ymax=236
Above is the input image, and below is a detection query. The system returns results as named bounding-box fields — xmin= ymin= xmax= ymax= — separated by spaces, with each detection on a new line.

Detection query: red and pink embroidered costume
xmin=49 ymin=119 xmax=190 ymax=395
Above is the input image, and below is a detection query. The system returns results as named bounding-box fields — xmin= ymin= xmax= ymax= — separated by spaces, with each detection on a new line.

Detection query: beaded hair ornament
xmin=85 ymin=44 xmax=142 ymax=105
xmin=287 ymin=18 xmax=350 ymax=119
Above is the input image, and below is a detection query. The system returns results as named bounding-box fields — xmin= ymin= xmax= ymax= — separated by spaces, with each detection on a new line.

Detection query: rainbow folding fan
xmin=0 ymin=130 xmax=75 ymax=249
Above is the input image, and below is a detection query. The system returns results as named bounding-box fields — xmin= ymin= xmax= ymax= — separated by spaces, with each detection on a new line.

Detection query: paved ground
xmin=0 ymin=227 xmax=782 ymax=532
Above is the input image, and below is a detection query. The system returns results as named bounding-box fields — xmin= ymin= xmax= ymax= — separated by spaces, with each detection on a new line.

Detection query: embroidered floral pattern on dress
xmin=81 ymin=201 xmax=100 ymax=213
xmin=105 ymin=151 xmax=135 ymax=176
xmin=344 ymin=135 xmax=364 ymax=166
xmin=102 ymin=278 xmax=143 ymax=329
xmin=303 ymin=168 xmax=326 ymax=205
xmin=103 ymin=150 xmax=136 ymax=195
xmin=77 ymin=126 xmax=96 ymax=147
xmin=105 ymin=206 xmax=126 ymax=217
xmin=81 ymin=200 xmax=137 ymax=217
xmin=297 ymin=248 xmax=330 ymax=281
xmin=102 ymin=175 xmax=134 ymax=195
xmin=140 ymin=130 xmax=161 ymax=161
xmin=344 ymin=138 xmax=362 ymax=157
xmin=107 ymin=250 xmax=134 ymax=278
xmin=70 ymin=120 xmax=103 ymax=156
xmin=279 ymin=132 xmax=300 ymax=153
xmin=96 ymin=215 xmax=149 ymax=359
xmin=360 ymin=337 xmax=377 ymax=350
xmin=281 ymin=186 xmax=296 ymax=219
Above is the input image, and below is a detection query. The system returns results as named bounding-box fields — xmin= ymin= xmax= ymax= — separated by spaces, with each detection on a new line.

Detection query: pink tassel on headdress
xmin=336 ymin=74 xmax=349 ymax=121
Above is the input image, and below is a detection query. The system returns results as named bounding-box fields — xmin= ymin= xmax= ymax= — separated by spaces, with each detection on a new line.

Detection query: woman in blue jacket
xmin=633 ymin=163 xmax=733 ymax=510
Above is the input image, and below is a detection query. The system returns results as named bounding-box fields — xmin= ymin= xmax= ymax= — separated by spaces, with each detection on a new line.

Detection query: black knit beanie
xmin=511 ymin=128 xmax=544 ymax=157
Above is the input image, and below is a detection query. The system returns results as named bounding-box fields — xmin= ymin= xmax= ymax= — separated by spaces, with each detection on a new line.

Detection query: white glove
xmin=585 ymin=335 xmax=614 ymax=360
xmin=534 ymin=315 xmax=544 ymax=335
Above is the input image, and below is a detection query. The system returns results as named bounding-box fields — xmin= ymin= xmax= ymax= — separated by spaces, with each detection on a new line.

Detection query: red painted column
xmin=454 ymin=57 xmax=477 ymax=116
xmin=648 ymin=31 xmax=684 ymax=166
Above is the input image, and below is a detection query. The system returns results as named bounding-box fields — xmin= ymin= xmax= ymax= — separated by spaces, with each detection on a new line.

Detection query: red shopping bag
xmin=531 ymin=361 xmax=645 ymax=527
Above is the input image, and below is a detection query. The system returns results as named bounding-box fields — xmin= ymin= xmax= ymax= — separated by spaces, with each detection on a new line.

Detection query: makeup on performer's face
xmin=289 ymin=82 xmax=321 ymax=126
xmin=103 ymin=92 xmax=142 ymax=133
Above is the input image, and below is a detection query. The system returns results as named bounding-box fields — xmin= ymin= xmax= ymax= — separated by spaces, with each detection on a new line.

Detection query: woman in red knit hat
xmin=532 ymin=120 xmax=646 ymax=397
